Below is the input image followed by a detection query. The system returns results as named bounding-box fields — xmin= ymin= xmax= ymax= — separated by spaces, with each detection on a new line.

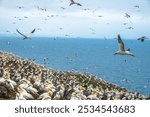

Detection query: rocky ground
xmin=0 ymin=51 xmax=149 ymax=100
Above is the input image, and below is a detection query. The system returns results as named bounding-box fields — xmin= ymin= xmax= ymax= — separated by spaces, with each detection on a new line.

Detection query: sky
xmin=0 ymin=0 xmax=150 ymax=39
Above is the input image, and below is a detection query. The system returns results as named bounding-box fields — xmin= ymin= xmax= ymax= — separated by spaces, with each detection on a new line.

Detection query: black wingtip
xmin=127 ymin=48 xmax=130 ymax=51
xmin=77 ymin=3 xmax=82 ymax=6
xmin=31 ymin=28 xmax=36 ymax=33
xmin=16 ymin=29 xmax=20 ymax=33
xmin=131 ymin=54 xmax=135 ymax=57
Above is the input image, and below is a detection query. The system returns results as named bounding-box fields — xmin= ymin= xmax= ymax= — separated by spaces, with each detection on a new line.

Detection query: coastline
xmin=0 ymin=51 xmax=148 ymax=100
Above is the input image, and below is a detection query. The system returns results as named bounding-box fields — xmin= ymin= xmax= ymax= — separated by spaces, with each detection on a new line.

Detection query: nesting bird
xmin=38 ymin=88 xmax=53 ymax=100
xmin=0 ymin=51 xmax=147 ymax=100
xmin=114 ymin=34 xmax=134 ymax=56
xmin=16 ymin=86 xmax=34 ymax=100
xmin=0 ymin=69 xmax=4 ymax=78
xmin=0 ymin=73 xmax=17 ymax=91
xmin=87 ymin=90 xmax=99 ymax=100
xmin=19 ymin=79 xmax=39 ymax=99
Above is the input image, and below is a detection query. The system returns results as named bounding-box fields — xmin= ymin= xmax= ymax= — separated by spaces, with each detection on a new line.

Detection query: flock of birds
xmin=12 ymin=0 xmax=149 ymax=58
xmin=0 ymin=51 xmax=148 ymax=100
xmin=15 ymin=29 xmax=134 ymax=57
xmin=15 ymin=28 xmax=144 ymax=57
xmin=3 ymin=0 xmax=148 ymax=42
xmin=0 ymin=0 xmax=150 ymax=99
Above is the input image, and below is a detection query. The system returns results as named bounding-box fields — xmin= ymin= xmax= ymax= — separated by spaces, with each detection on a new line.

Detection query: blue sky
xmin=0 ymin=0 xmax=150 ymax=39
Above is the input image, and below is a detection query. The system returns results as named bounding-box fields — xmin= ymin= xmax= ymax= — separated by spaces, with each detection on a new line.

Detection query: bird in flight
xmin=126 ymin=27 xmax=134 ymax=30
xmin=137 ymin=36 xmax=149 ymax=42
xmin=60 ymin=7 xmax=66 ymax=10
xmin=114 ymin=34 xmax=134 ymax=56
xmin=69 ymin=0 xmax=82 ymax=6
xmin=16 ymin=29 xmax=36 ymax=40
xmin=125 ymin=13 xmax=131 ymax=18
xmin=134 ymin=5 xmax=139 ymax=8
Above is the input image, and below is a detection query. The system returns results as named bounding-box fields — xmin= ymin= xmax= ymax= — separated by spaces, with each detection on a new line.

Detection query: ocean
xmin=0 ymin=36 xmax=150 ymax=96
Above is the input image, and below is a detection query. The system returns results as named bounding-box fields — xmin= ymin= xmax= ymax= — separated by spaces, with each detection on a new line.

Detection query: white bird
xmin=16 ymin=29 xmax=36 ymax=40
xmin=69 ymin=0 xmax=82 ymax=6
xmin=38 ymin=88 xmax=53 ymax=100
xmin=114 ymin=34 xmax=134 ymax=56
xmin=87 ymin=90 xmax=99 ymax=100
xmin=0 ymin=73 xmax=17 ymax=91
xmin=16 ymin=86 xmax=34 ymax=100
xmin=19 ymin=79 xmax=39 ymax=98
xmin=71 ymin=92 xmax=81 ymax=100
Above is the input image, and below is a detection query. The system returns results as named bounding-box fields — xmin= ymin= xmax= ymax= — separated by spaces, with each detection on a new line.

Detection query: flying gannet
xmin=69 ymin=0 xmax=82 ymax=6
xmin=16 ymin=28 xmax=36 ymax=40
xmin=114 ymin=34 xmax=134 ymax=56
xmin=137 ymin=36 xmax=149 ymax=42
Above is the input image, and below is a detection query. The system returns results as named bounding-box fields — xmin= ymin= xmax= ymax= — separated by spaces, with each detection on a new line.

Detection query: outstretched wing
xmin=16 ymin=29 xmax=27 ymax=38
xmin=125 ymin=13 xmax=130 ymax=18
xmin=30 ymin=28 xmax=36 ymax=34
xmin=127 ymin=48 xmax=130 ymax=51
xmin=77 ymin=3 xmax=82 ymax=6
xmin=70 ymin=0 xmax=74 ymax=3
xmin=117 ymin=34 xmax=125 ymax=51
xmin=70 ymin=0 xmax=82 ymax=6
xmin=142 ymin=36 xmax=149 ymax=39
xmin=137 ymin=38 xmax=141 ymax=40
xmin=137 ymin=36 xmax=148 ymax=42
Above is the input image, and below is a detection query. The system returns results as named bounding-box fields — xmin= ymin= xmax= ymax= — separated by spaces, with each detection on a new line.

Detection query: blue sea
xmin=0 ymin=36 xmax=150 ymax=96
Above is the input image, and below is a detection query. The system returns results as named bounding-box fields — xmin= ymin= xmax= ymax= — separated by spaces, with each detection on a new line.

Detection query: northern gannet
xmin=16 ymin=29 xmax=36 ymax=40
xmin=137 ymin=36 xmax=149 ymax=42
xmin=69 ymin=0 xmax=82 ymax=6
xmin=114 ymin=34 xmax=134 ymax=56
xmin=125 ymin=13 xmax=130 ymax=18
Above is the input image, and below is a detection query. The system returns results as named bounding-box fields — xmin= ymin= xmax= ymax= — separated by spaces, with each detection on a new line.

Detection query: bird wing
xmin=137 ymin=37 xmax=144 ymax=42
xmin=70 ymin=0 xmax=74 ymax=3
xmin=77 ymin=3 xmax=82 ymax=6
xmin=143 ymin=36 xmax=149 ymax=39
xmin=30 ymin=28 xmax=36 ymax=34
xmin=117 ymin=34 xmax=125 ymax=51
xmin=16 ymin=29 xmax=27 ymax=38
xmin=125 ymin=13 xmax=130 ymax=17
xmin=137 ymin=36 xmax=148 ymax=40
xmin=23 ymin=93 xmax=34 ymax=99
xmin=127 ymin=48 xmax=130 ymax=51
